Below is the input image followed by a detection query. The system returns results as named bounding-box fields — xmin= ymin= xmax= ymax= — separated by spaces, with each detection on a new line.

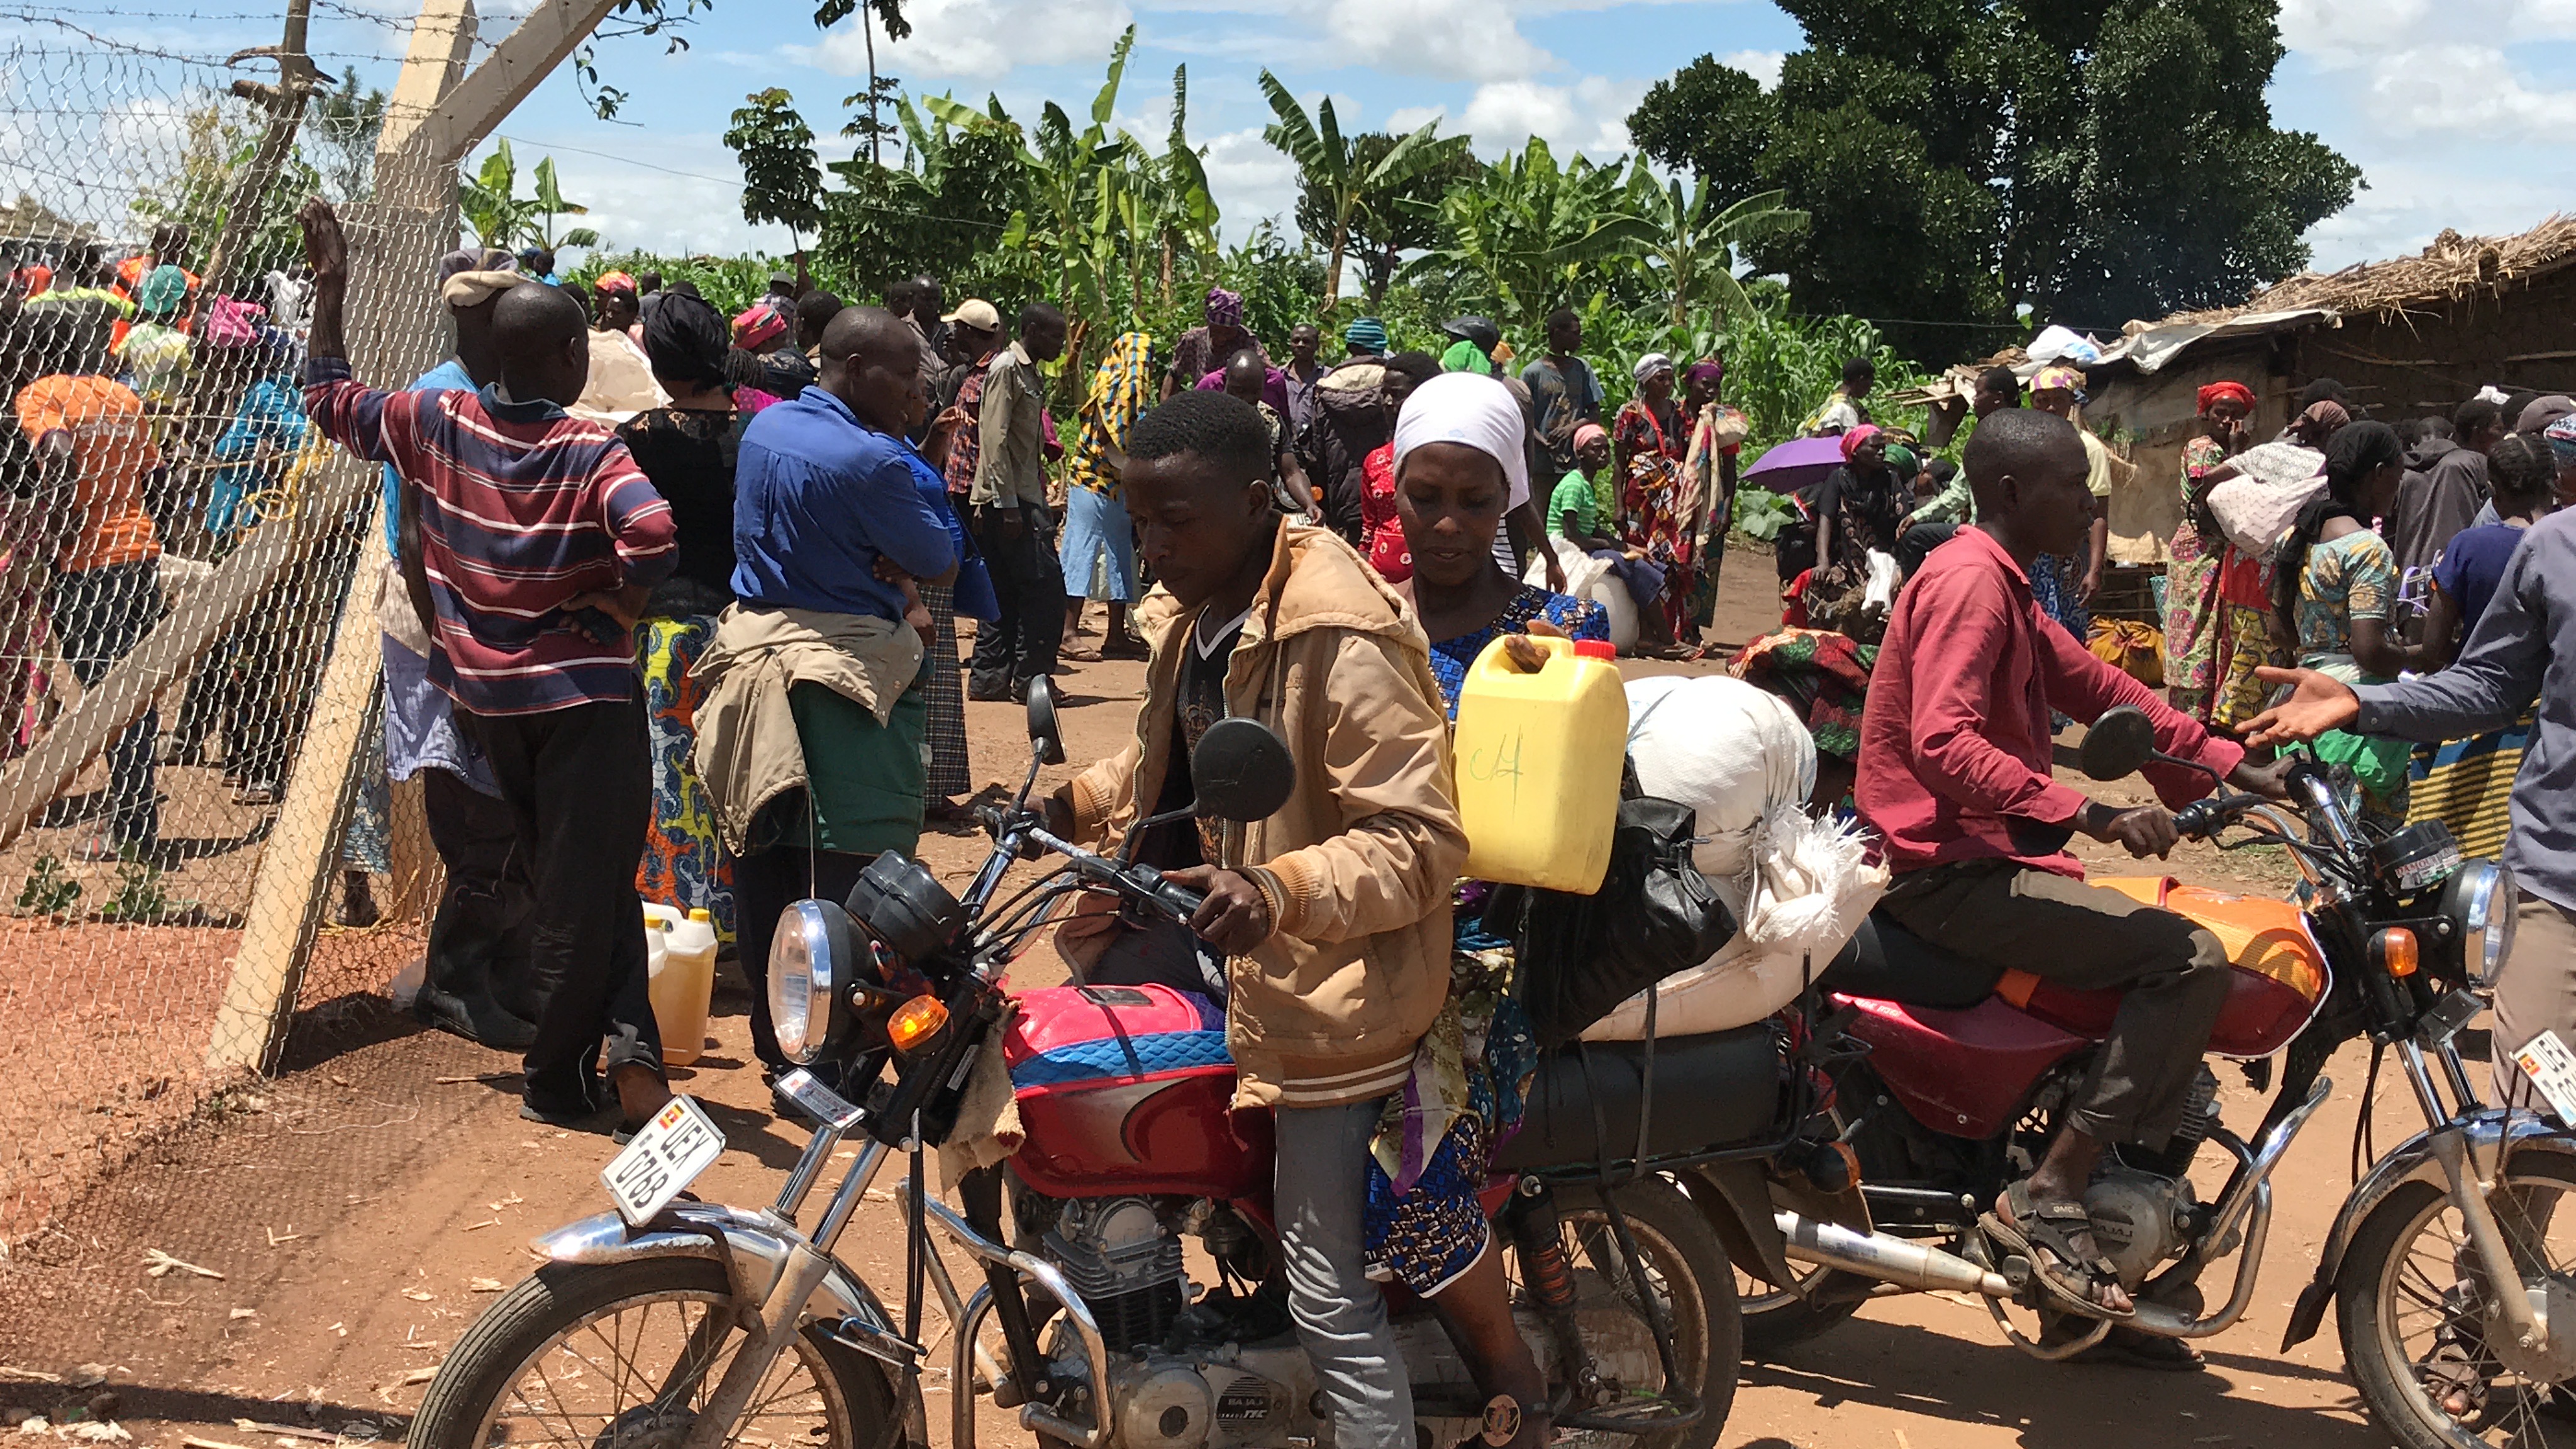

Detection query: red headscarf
xmin=1838 ymin=423 xmax=1883 ymax=462
xmin=2197 ymin=380 xmax=2255 ymax=416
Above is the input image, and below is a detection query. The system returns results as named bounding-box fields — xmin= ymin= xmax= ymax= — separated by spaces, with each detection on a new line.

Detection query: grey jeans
xmin=1274 ymin=1099 xmax=1412 ymax=1449
xmin=2487 ymin=893 xmax=2576 ymax=1109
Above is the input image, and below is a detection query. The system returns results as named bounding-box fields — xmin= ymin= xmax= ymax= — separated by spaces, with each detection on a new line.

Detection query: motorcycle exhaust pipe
xmin=1775 ymin=1211 xmax=2013 ymax=1298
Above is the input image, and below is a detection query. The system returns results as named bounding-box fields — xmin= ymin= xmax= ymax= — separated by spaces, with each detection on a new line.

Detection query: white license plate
xmin=2514 ymin=1031 xmax=2576 ymax=1126
xmin=602 ymin=1096 xmax=726 ymax=1226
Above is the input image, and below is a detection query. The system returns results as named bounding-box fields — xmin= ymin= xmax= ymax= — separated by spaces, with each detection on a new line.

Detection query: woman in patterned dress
xmin=1612 ymin=353 xmax=1701 ymax=657
xmin=2160 ymin=380 xmax=2277 ymax=730
xmin=616 ymin=293 xmax=745 ymax=939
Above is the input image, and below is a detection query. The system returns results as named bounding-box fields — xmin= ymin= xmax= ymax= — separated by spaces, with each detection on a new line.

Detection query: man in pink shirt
xmin=1857 ymin=408 xmax=2284 ymax=1323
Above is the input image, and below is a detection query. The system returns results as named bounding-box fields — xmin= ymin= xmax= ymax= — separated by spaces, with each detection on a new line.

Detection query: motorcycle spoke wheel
xmin=2343 ymin=1157 xmax=2576 ymax=1449
xmin=409 ymin=1260 xmax=893 ymax=1449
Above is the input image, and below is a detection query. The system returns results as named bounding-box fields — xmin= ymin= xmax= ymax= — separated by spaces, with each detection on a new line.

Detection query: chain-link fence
xmin=0 ymin=0 xmax=488 ymax=1281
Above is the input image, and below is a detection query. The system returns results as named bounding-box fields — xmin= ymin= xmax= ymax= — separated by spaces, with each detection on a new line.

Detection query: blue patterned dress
xmin=1425 ymin=586 xmax=1613 ymax=719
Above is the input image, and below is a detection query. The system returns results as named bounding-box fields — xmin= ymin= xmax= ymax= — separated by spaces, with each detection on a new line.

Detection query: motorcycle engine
xmin=1042 ymin=1195 xmax=1187 ymax=1350
xmin=2083 ymin=1170 xmax=2198 ymax=1289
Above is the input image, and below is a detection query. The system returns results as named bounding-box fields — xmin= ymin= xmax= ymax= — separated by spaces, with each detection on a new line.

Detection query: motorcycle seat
xmin=1814 ymin=912 xmax=2006 ymax=1011
xmin=1493 ymin=1022 xmax=1781 ymax=1173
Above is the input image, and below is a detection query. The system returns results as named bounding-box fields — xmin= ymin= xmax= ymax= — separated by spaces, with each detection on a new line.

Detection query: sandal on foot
xmin=1983 ymin=1180 xmax=2135 ymax=1319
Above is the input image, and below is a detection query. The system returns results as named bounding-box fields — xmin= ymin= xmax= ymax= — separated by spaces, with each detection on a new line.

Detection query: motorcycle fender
xmin=532 ymin=1204 xmax=900 ymax=1334
xmin=1681 ymin=1161 xmax=1800 ymax=1293
xmin=2280 ymin=1110 xmax=2576 ymax=1351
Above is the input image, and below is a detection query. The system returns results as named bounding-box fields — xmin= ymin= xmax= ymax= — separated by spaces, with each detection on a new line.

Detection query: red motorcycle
xmin=1746 ymin=708 xmax=2552 ymax=1449
xmin=414 ymin=682 xmax=1819 ymax=1449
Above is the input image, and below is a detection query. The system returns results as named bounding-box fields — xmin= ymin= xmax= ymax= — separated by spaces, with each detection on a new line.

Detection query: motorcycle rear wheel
xmin=1522 ymin=1179 xmax=1740 ymax=1449
xmin=408 ymin=1258 xmax=899 ymax=1449
xmin=2338 ymin=1154 xmax=2576 ymax=1449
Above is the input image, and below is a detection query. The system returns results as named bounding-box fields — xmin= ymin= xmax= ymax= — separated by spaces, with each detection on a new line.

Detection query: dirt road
xmin=0 ymin=565 xmax=2412 ymax=1449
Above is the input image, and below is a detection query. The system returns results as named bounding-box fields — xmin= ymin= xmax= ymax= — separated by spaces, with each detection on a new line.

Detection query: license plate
xmin=2514 ymin=1031 xmax=2576 ymax=1126
xmin=775 ymin=1069 xmax=865 ymax=1131
xmin=602 ymin=1096 xmax=726 ymax=1226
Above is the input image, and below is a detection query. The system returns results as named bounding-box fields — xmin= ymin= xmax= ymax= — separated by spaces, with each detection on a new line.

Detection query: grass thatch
xmin=2169 ymin=214 xmax=2576 ymax=325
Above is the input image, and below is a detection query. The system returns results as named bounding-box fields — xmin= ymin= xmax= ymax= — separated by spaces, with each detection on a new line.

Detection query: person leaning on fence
xmin=294 ymin=199 xmax=678 ymax=1138
xmin=12 ymin=293 xmax=167 ymax=862
xmin=362 ymin=248 xmax=548 ymax=1052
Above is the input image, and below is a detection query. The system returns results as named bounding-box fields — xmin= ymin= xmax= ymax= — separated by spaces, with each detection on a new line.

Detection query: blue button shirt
xmin=384 ymin=358 xmax=475 ymax=551
xmin=732 ymin=386 xmax=957 ymax=621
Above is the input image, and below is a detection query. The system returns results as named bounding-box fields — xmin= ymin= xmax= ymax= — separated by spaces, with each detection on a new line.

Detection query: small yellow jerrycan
xmin=1453 ymin=634 xmax=1628 ymax=892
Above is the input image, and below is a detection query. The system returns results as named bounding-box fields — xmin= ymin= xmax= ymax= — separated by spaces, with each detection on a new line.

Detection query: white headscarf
xmin=1391 ymin=370 xmax=1530 ymax=510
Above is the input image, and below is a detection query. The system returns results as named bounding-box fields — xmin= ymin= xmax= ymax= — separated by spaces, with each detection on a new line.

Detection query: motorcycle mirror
xmin=1189 ymin=718 xmax=1294 ymax=823
xmin=2079 ymin=706 xmax=2158 ymax=782
xmin=1026 ymin=677 xmax=1067 ymax=767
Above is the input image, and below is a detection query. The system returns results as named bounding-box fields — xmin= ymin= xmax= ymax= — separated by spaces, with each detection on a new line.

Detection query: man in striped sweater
xmin=296 ymin=200 xmax=679 ymax=1137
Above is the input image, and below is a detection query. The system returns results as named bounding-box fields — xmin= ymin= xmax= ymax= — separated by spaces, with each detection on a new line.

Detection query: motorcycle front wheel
xmin=2338 ymin=1153 xmax=2576 ymax=1449
xmin=409 ymin=1258 xmax=900 ymax=1449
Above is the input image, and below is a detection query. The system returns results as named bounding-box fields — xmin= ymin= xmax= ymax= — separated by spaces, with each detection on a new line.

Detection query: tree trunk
xmin=1160 ymin=233 xmax=1174 ymax=306
xmin=862 ymin=8 xmax=881 ymax=168
xmin=1324 ymin=220 xmax=1345 ymax=316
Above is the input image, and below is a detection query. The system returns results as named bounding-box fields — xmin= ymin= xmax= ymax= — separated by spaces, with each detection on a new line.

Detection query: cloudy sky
xmin=31 ymin=0 xmax=2576 ymax=306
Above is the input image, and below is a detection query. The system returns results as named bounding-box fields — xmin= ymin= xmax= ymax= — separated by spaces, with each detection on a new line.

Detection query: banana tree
xmin=1401 ymin=140 xmax=1641 ymax=329
xmin=529 ymin=155 xmax=600 ymax=250
xmin=1125 ymin=65 xmax=1218 ymax=308
xmin=458 ymin=139 xmax=599 ymax=252
xmin=1623 ymin=166 xmax=1804 ymax=325
xmin=1257 ymin=71 xmax=1458 ymax=312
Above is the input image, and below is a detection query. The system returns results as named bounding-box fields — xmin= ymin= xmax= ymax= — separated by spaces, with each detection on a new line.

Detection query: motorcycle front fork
xmin=2397 ymin=1036 xmax=2555 ymax=1353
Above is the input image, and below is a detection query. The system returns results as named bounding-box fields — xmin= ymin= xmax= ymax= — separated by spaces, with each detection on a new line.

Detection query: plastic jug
xmin=1453 ymin=635 xmax=1628 ymax=892
xmin=644 ymin=903 xmax=677 ymax=977
xmin=648 ymin=906 xmax=718 ymax=1067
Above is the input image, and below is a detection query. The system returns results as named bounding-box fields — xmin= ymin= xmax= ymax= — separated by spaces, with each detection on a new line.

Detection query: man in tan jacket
xmin=1046 ymin=389 xmax=1463 ymax=1449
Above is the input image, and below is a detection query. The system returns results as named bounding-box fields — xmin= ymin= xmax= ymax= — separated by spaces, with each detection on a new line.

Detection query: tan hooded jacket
xmin=1067 ymin=522 xmax=1465 ymax=1108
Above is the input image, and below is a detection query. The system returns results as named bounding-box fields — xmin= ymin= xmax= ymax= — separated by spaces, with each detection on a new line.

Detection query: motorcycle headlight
xmin=768 ymin=899 xmax=860 ymax=1064
xmin=2442 ymin=860 xmax=2518 ymax=988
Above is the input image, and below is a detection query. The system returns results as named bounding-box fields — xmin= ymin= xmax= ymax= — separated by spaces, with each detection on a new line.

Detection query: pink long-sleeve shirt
xmin=1857 ymin=526 xmax=2243 ymax=879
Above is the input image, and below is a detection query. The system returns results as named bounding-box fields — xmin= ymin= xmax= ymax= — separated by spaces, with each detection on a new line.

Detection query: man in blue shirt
xmin=716 ymin=304 xmax=959 ymax=1076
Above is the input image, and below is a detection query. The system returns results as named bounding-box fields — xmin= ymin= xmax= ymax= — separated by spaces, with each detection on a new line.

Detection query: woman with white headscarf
xmin=1391 ymin=371 xmax=1610 ymax=715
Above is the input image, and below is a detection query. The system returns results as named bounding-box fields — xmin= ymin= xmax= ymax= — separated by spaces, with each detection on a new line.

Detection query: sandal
xmin=1983 ymin=1180 xmax=2135 ymax=1319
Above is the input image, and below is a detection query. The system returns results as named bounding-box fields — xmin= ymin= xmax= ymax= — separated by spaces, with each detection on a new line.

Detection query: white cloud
xmin=1199 ymin=126 xmax=1302 ymax=235
xmin=2363 ymin=43 xmax=2576 ymax=134
xmin=494 ymin=132 xmax=798 ymax=259
xmin=1321 ymin=0 xmax=1552 ymax=82
xmin=1721 ymin=49 xmax=1785 ymax=90
xmin=1458 ymin=75 xmax=1644 ymax=158
xmin=809 ymin=0 xmax=1135 ymax=81
xmin=1385 ymin=105 xmax=1445 ymax=133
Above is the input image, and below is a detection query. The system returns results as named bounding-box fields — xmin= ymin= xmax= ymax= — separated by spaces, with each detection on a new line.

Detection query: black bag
xmin=1501 ymin=794 xmax=1739 ymax=1048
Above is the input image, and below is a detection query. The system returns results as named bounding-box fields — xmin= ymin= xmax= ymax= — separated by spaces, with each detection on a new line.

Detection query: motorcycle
xmin=412 ymin=680 xmax=1822 ymax=1449
xmin=1746 ymin=704 xmax=2548 ymax=1449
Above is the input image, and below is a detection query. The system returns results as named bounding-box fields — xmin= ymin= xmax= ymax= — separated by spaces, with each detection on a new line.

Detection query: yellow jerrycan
xmin=1453 ymin=635 xmax=1627 ymax=892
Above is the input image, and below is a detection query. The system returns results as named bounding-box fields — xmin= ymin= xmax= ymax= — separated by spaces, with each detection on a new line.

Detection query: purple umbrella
xmin=1741 ymin=435 xmax=1850 ymax=497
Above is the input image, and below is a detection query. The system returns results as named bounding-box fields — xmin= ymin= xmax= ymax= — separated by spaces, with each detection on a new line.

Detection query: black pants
xmin=50 ymin=562 xmax=160 ymax=850
xmin=458 ymin=694 xmax=660 ymax=1111
xmin=1898 ymin=520 xmax=1960 ymax=577
xmin=421 ymin=767 xmax=537 ymax=1018
xmin=1879 ymin=859 xmax=2231 ymax=1149
xmin=969 ymin=502 xmax=1063 ymax=697
xmin=734 ymin=846 xmax=875 ymax=1073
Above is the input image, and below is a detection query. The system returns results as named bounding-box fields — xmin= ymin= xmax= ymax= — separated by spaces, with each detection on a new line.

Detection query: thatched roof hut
xmin=1917 ymin=216 xmax=2576 ymax=564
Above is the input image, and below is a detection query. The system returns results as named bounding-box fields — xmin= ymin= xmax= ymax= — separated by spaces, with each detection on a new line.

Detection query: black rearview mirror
xmin=1026 ymin=676 xmax=1066 ymax=767
xmin=1190 ymin=718 xmax=1294 ymax=823
xmin=2079 ymin=706 xmax=2157 ymax=782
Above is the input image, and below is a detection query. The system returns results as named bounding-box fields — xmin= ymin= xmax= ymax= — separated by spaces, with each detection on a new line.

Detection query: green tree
xmin=724 ymin=88 xmax=826 ymax=250
xmin=1401 ymin=139 xmax=1638 ymax=332
xmin=458 ymin=140 xmax=599 ymax=252
xmin=303 ymin=67 xmax=386 ymax=203
xmin=1256 ymin=73 xmax=1460 ymax=313
xmin=129 ymin=98 xmax=321 ymax=277
xmin=1296 ymin=131 xmax=1479 ymax=308
xmin=1629 ymin=0 xmax=2360 ymax=363
xmin=1619 ymin=169 xmax=1805 ymax=325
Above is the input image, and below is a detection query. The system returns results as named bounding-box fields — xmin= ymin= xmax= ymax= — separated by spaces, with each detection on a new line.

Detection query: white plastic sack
xmin=1527 ymin=539 xmax=1638 ymax=655
xmin=1583 ymin=675 xmax=1887 ymax=1040
xmin=1860 ymin=548 xmax=1901 ymax=621
xmin=2204 ymin=440 xmax=2324 ymax=555
xmin=2026 ymin=325 xmax=2102 ymax=367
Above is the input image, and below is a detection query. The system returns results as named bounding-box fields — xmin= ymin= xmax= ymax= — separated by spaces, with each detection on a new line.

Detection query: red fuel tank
xmin=1002 ymin=982 xmax=1272 ymax=1201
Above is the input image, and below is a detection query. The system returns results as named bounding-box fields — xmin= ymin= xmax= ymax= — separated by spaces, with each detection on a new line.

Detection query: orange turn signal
xmin=2376 ymin=927 xmax=2421 ymax=979
xmin=887 ymin=994 xmax=950 ymax=1051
